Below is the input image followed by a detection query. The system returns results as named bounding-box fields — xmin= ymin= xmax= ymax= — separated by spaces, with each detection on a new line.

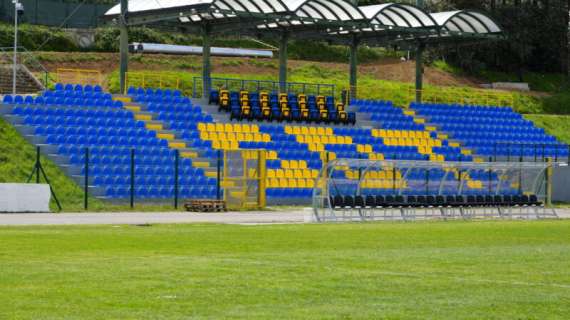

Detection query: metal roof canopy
xmin=104 ymin=1 xmax=502 ymax=101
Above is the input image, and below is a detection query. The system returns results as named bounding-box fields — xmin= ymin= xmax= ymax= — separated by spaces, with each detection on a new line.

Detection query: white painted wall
xmin=0 ymin=184 xmax=51 ymax=213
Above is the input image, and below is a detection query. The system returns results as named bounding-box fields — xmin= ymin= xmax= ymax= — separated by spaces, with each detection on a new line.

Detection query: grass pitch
xmin=0 ymin=220 xmax=569 ymax=319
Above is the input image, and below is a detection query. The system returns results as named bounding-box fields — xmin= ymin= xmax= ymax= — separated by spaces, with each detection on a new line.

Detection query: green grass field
xmin=1 ymin=220 xmax=569 ymax=319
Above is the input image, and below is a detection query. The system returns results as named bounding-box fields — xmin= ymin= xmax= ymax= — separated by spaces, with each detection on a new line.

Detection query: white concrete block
xmin=0 ymin=184 xmax=51 ymax=213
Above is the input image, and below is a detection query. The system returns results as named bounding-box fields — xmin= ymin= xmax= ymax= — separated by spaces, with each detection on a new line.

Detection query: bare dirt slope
xmin=38 ymin=52 xmax=482 ymax=88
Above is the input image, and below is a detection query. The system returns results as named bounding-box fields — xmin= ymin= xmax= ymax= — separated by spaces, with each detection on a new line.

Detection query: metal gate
xmin=223 ymin=150 xmax=266 ymax=209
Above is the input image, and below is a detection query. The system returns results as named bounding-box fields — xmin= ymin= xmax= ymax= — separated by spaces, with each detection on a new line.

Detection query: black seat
xmin=476 ymin=195 xmax=485 ymax=206
xmin=512 ymin=195 xmax=522 ymax=205
xmin=484 ymin=195 xmax=494 ymax=206
xmin=343 ymin=195 xmax=355 ymax=208
xmin=493 ymin=195 xmax=503 ymax=206
xmin=365 ymin=195 xmax=376 ymax=208
xmin=385 ymin=195 xmax=395 ymax=206
xmin=354 ymin=195 xmax=365 ymax=208
xmin=426 ymin=195 xmax=436 ymax=207
xmin=445 ymin=195 xmax=456 ymax=207
xmin=454 ymin=195 xmax=465 ymax=207
xmin=375 ymin=195 xmax=386 ymax=208
xmin=435 ymin=195 xmax=446 ymax=206
xmin=394 ymin=195 xmax=405 ymax=206
xmin=529 ymin=194 xmax=542 ymax=206
xmin=503 ymin=195 xmax=513 ymax=206
xmin=407 ymin=195 xmax=418 ymax=207
xmin=417 ymin=195 xmax=427 ymax=207
xmin=467 ymin=195 xmax=477 ymax=206
xmin=520 ymin=195 xmax=530 ymax=206
xmin=333 ymin=195 xmax=344 ymax=209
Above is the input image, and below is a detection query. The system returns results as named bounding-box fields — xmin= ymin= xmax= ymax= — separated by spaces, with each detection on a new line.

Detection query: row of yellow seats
xmin=281 ymin=159 xmax=308 ymax=170
xmin=345 ymin=170 xmax=403 ymax=180
xmin=267 ymin=178 xmax=315 ymax=189
xmin=356 ymin=144 xmax=373 ymax=153
xmin=467 ymin=180 xmax=483 ymax=189
xmin=267 ymin=169 xmax=319 ymax=179
xmin=200 ymin=132 xmax=271 ymax=143
xmin=197 ymin=122 xmax=260 ymax=133
xmin=285 ymin=126 xmax=333 ymax=136
xmin=429 ymin=154 xmax=446 ymax=162
xmin=212 ymin=140 xmax=239 ymax=150
xmin=372 ymin=129 xmax=430 ymax=139
xmin=368 ymin=153 xmax=385 ymax=161
xmin=383 ymin=137 xmax=442 ymax=147
xmin=361 ymin=180 xmax=407 ymax=189
xmin=295 ymin=135 xmax=353 ymax=145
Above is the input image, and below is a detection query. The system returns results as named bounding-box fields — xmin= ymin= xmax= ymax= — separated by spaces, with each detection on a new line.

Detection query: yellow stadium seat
xmin=215 ymin=123 xmax=224 ymax=132
xmin=308 ymin=127 xmax=317 ymax=135
xmin=294 ymin=170 xmax=303 ymax=179
xmin=293 ymin=127 xmax=302 ymax=135
xmin=200 ymin=132 xmax=209 ymax=140
xmin=206 ymin=123 xmax=216 ymax=132
xmin=267 ymin=169 xmax=276 ymax=178
xmin=212 ymin=140 xmax=221 ymax=149
xmin=198 ymin=123 xmax=206 ymax=131
xmin=298 ymin=179 xmax=307 ymax=188
xmin=275 ymin=169 xmax=284 ymax=178
xmin=251 ymin=124 xmax=259 ymax=133
xmin=298 ymin=160 xmax=307 ymax=169
xmin=316 ymin=127 xmax=325 ymax=135
xmin=236 ymin=133 xmax=245 ymax=141
xmin=224 ymin=123 xmax=233 ymax=132
xmin=325 ymin=127 xmax=333 ymax=135
xmin=285 ymin=170 xmax=294 ymax=179
xmin=288 ymin=179 xmax=298 ymax=188
xmin=281 ymin=160 xmax=290 ymax=169
xmin=301 ymin=127 xmax=309 ymax=135
xmin=284 ymin=126 xmax=293 ymax=134
xmin=279 ymin=178 xmax=288 ymax=188
xmin=289 ymin=160 xmax=299 ymax=169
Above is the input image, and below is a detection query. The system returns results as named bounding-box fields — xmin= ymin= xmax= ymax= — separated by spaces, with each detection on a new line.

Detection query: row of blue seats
xmin=379 ymin=121 xmax=425 ymax=131
xmin=24 ymin=116 xmax=144 ymax=128
xmin=146 ymin=103 xmax=199 ymax=113
xmin=440 ymin=123 xmax=545 ymax=134
xmin=475 ymin=146 xmax=569 ymax=157
xmin=94 ymin=175 xmax=216 ymax=186
xmin=357 ymin=106 xmax=402 ymax=113
xmin=58 ymin=145 xmax=176 ymax=157
xmin=4 ymin=96 xmax=120 ymax=108
xmin=46 ymin=135 xmax=168 ymax=147
xmin=54 ymin=83 xmax=103 ymax=92
xmin=156 ymin=112 xmax=213 ymax=123
xmin=81 ymin=164 xmax=206 ymax=176
xmin=453 ymin=133 xmax=557 ymax=143
xmin=127 ymin=87 xmax=183 ymax=97
xmin=426 ymin=116 xmax=528 ymax=126
xmin=350 ymin=99 xmax=393 ymax=106
xmin=133 ymin=95 xmax=191 ymax=104
xmin=13 ymin=106 xmax=133 ymax=118
xmin=44 ymin=90 xmax=112 ymax=100
xmin=411 ymin=102 xmax=513 ymax=113
xmin=266 ymin=188 xmax=313 ymax=198
xmin=415 ymin=108 xmax=519 ymax=118
xmin=69 ymin=154 xmax=193 ymax=166
xmin=106 ymin=185 xmax=217 ymax=199
xmin=36 ymin=127 xmax=155 ymax=138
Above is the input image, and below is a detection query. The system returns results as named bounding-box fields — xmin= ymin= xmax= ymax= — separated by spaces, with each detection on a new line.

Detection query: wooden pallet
xmin=184 ymin=199 xmax=227 ymax=212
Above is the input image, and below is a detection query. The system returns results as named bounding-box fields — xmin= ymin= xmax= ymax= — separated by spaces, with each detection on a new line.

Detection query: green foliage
xmin=0 ymin=23 xmax=78 ymax=51
xmin=525 ymin=115 xmax=570 ymax=144
xmin=0 ymin=221 xmax=569 ymax=318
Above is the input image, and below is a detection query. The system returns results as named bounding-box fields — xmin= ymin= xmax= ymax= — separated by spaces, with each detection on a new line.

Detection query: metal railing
xmin=0 ymin=46 xmax=50 ymax=90
xmin=193 ymin=77 xmax=336 ymax=99
xmin=491 ymin=142 xmax=570 ymax=163
xmin=124 ymin=72 xmax=181 ymax=94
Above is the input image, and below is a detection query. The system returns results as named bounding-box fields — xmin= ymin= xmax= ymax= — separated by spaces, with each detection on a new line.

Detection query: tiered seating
xmin=211 ymin=89 xmax=356 ymax=124
xmin=5 ymin=84 xmax=217 ymax=200
xmin=411 ymin=103 xmax=569 ymax=159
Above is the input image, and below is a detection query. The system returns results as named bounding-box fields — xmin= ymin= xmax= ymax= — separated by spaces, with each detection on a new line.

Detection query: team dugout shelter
xmin=104 ymin=0 xmax=502 ymax=101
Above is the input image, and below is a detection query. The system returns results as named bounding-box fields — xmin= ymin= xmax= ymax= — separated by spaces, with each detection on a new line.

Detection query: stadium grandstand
xmin=0 ymin=0 xmax=568 ymax=218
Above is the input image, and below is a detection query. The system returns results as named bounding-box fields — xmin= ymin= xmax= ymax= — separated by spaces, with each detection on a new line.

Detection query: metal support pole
xmin=425 ymin=168 xmax=429 ymax=195
xmin=546 ymin=158 xmax=552 ymax=207
xmin=488 ymin=157 xmax=492 ymax=195
xmin=12 ymin=0 xmax=20 ymax=95
xmin=36 ymin=146 xmax=40 ymax=184
xmin=349 ymin=36 xmax=359 ymax=101
xmin=130 ymin=148 xmax=135 ymax=209
xmin=518 ymin=154 xmax=523 ymax=195
xmin=202 ymin=24 xmax=212 ymax=98
xmin=119 ymin=0 xmax=129 ymax=94
xmin=174 ymin=149 xmax=179 ymax=209
xmin=279 ymin=32 xmax=288 ymax=93
xmin=415 ymin=43 xmax=425 ymax=103
xmin=84 ymin=147 xmax=89 ymax=210
xmin=216 ymin=149 xmax=221 ymax=200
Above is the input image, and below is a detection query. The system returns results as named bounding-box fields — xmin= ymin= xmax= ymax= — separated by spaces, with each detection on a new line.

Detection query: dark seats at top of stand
xmin=210 ymin=89 xmax=356 ymax=125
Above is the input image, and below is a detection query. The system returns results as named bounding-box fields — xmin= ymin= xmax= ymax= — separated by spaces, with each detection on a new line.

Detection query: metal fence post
xmin=84 ymin=147 xmax=89 ymax=210
xmin=488 ymin=156 xmax=492 ymax=195
xmin=130 ymin=148 xmax=135 ymax=209
xmin=425 ymin=168 xmax=429 ymax=195
xmin=216 ymin=149 xmax=222 ymax=200
xmin=174 ymin=149 xmax=179 ymax=209
xmin=36 ymin=146 xmax=40 ymax=184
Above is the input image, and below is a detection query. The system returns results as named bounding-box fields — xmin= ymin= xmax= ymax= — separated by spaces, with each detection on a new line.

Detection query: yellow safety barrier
xmin=124 ymin=72 xmax=180 ymax=94
xmin=56 ymin=68 xmax=102 ymax=86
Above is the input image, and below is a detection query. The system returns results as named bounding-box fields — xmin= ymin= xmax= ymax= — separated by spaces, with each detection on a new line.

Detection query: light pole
xmin=12 ymin=0 xmax=23 ymax=95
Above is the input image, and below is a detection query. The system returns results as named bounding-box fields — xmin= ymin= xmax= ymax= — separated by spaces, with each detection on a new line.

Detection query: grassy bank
xmin=0 ymin=220 xmax=569 ymax=319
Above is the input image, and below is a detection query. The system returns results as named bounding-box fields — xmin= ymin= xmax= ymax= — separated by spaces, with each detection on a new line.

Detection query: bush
xmin=0 ymin=23 xmax=78 ymax=51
